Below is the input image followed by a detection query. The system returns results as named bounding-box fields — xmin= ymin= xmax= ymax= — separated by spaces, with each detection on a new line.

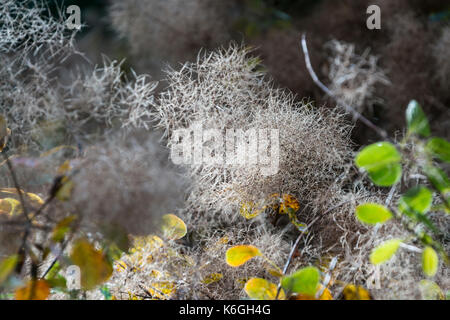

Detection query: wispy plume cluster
xmin=152 ymin=45 xmax=353 ymax=215
xmin=66 ymin=130 xmax=187 ymax=236
xmin=0 ymin=0 xmax=157 ymax=151
xmin=325 ymin=40 xmax=389 ymax=116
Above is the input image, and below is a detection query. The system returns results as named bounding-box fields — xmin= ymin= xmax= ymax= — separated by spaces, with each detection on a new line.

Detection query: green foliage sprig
xmin=354 ymin=100 xmax=449 ymax=277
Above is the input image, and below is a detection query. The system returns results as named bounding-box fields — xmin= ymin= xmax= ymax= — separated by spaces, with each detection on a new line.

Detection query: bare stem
xmin=300 ymin=34 xmax=389 ymax=141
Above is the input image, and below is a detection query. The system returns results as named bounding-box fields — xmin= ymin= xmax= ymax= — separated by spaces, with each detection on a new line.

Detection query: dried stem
xmin=300 ymin=34 xmax=389 ymax=141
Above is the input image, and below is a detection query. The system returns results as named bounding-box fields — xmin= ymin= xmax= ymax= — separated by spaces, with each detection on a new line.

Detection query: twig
xmin=275 ymin=215 xmax=320 ymax=299
xmin=274 ymin=197 xmax=359 ymax=299
xmin=300 ymin=34 xmax=389 ymax=141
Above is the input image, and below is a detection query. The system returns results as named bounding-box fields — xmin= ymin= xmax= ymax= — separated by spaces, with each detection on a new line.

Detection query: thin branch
xmin=300 ymin=34 xmax=389 ymax=141
xmin=275 ymin=197 xmax=359 ymax=300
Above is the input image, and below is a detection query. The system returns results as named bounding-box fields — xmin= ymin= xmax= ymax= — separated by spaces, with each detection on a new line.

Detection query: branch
xmin=300 ymin=34 xmax=389 ymax=141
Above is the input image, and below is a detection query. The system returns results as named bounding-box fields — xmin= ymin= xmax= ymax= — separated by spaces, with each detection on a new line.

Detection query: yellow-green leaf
xmin=281 ymin=266 xmax=320 ymax=295
xmin=55 ymin=176 xmax=74 ymax=201
xmin=160 ymin=214 xmax=187 ymax=240
xmin=0 ymin=255 xmax=18 ymax=285
xmin=70 ymin=238 xmax=113 ymax=290
xmin=422 ymin=246 xmax=439 ymax=277
xmin=370 ymin=239 xmax=402 ymax=265
xmin=356 ymin=203 xmax=393 ymax=225
xmin=226 ymin=245 xmax=261 ymax=267
xmin=244 ymin=278 xmax=285 ymax=300
xmin=355 ymin=142 xmax=402 ymax=186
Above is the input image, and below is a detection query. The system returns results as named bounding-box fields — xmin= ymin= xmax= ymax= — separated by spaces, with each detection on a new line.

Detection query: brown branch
xmin=300 ymin=34 xmax=390 ymax=141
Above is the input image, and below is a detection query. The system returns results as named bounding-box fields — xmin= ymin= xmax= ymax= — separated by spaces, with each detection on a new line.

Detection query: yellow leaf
xmin=160 ymin=214 xmax=187 ymax=240
xmin=15 ymin=280 xmax=50 ymax=300
xmin=148 ymin=281 xmax=176 ymax=300
xmin=0 ymin=198 xmax=22 ymax=216
xmin=240 ymin=202 xmax=264 ymax=219
xmin=267 ymin=267 xmax=283 ymax=278
xmin=343 ymin=284 xmax=372 ymax=300
xmin=0 ymin=188 xmax=44 ymax=207
xmin=226 ymin=245 xmax=261 ymax=267
xmin=55 ymin=176 xmax=74 ymax=201
xmin=70 ymin=238 xmax=113 ymax=290
xmin=279 ymin=194 xmax=300 ymax=214
xmin=202 ymin=273 xmax=223 ymax=285
xmin=244 ymin=278 xmax=285 ymax=300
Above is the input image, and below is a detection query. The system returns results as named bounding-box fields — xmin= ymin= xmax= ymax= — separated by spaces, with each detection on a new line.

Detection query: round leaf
xmin=355 ymin=142 xmax=402 ymax=186
xmin=398 ymin=186 xmax=433 ymax=216
xmin=226 ymin=245 xmax=261 ymax=267
xmin=343 ymin=284 xmax=372 ymax=300
xmin=419 ymin=280 xmax=444 ymax=300
xmin=422 ymin=246 xmax=439 ymax=277
xmin=281 ymin=266 xmax=320 ymax=295
xmin=356 ymin=203 xmax=393 ymax=225
xmin=244 ymin=278 xmax=285 ymax=300
xmin=406 ymin=100 xmax=430 ymax=137
xmin=370 ymin=239 xmax=402 ymax=265
xmin=70 ymin=238 xmax=113 ymax=290
xmin=160 ymin=214 xmax=187 ymax=240
xmin=426 ymin=137 xmax=450 ymax=163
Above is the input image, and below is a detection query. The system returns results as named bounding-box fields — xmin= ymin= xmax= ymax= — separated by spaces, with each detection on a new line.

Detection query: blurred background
xmin=43 ymin=0 xmax=450 ymax=145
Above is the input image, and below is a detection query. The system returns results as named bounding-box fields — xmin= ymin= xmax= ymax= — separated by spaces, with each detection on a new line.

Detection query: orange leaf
xmin=15 ymin=280 xmax=50 ymax=300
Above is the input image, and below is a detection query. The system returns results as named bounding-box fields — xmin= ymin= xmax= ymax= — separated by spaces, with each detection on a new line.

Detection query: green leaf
xmin=355 ymin=142 xmax=402 ymax=186
xmin=426 ymin=137 xmax=450 ymax=163
xmin=244 ymin=278 xmax=285 ymax=300
xmin=370 ymin=239 xmax=402 ymax=265
xmin=423 ymin=165 xmax=450 ymax=196
xmin=356 ymin=203 xmax=393 ymax=225
xmin=406 ymin=100 xmax=430 ymax=137
xmin=281 ymin=266 xmax=320 ymax=295
xmin=70 ymin=238 xmax=113 ymax=290
xmin=226 ymin=245 xmax=261 ymax=267
xmin=0 ymin=255 xmax=18 ymax=285
xmin=422 ymin=246 xmax=439 ymax=277
xmin=398 ymin=186 xmax=433 ymax=216
xmin=160 ymin=214 xmax=187 ymax=240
